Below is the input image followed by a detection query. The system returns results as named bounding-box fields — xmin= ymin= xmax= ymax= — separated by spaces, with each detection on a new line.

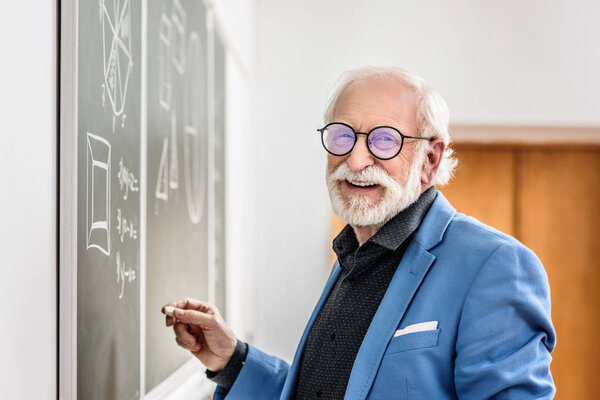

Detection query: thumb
xmin=174 ymin=308 xmax=216 ymax=328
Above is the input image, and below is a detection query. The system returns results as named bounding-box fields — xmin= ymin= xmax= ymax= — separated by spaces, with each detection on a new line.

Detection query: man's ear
xmin=421 ymin=139 xmax=445 ymax=185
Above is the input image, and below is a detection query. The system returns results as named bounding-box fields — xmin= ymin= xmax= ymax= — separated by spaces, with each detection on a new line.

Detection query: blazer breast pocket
xmin=385 ymin=328 xmax=441 ymax=354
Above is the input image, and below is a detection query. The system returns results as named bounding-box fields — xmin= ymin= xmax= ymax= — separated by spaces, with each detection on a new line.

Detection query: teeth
xmin=349 ymin=180 xmax=375 ymax=187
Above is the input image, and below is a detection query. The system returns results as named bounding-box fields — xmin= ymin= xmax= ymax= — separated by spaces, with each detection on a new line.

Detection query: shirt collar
xmin=332 ymin=186 xmax=438 ymax=257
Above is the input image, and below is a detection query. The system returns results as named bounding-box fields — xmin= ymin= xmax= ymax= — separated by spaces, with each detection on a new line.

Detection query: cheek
xmin=380 ymin=144 xmax=418 ymax=182
xmin=327 ymin=154 xmax=345 ymax=173
xmin=379 ymin=157 xmax=410 ymax=184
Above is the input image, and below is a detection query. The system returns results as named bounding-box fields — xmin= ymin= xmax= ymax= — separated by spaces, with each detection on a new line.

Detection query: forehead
xmin=333 ymin=77 xmax=418 ymax=134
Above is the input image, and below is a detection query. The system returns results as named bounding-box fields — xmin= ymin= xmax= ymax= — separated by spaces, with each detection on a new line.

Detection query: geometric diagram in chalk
xmin=158 ymin=13 xmax=172 ymax=111
xmin=86 ymin=132 xmax=111 ymax=256
xmin=100 ymin=0 xmax=133 ymax=131
xmin=155 ymin=137 xmax=169 ymax=202
xmin=183 ymin=32 xmax=208 ymax=224
xmin=171 ymin=0 xmax=187 ymax=75
xmin=169 ymin=111 xmax=179 ymax=189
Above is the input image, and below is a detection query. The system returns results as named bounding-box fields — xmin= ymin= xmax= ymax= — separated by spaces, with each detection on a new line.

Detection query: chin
xmin=329 ymin=180 xmax=422 ymax=227
xmin=330 ymin=190 xmax=393 ymax=227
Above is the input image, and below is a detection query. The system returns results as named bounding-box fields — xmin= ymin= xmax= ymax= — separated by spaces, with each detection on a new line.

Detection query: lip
xmin=343 ymin=180 xmax=380 ymax=193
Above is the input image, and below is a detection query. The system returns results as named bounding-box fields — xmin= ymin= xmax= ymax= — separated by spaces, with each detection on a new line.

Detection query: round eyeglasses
xmin=317 ymin=122 xmax=434 ymax=160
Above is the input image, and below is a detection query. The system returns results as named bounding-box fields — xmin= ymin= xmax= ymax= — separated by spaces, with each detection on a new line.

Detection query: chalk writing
xmin=117 ymin=157 xmax=139 ymax=200
xmin=116 ymin=208 xmax=138 ymax=243
xmin=116 ymin=251 xmax=136 ymax=299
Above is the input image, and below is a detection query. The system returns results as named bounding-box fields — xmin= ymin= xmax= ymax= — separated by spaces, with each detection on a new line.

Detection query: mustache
xmin=328 ymin=163 xmax=398 ymax=189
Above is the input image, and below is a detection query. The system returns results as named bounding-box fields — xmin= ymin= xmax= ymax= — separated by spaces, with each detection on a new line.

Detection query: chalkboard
xmin=66 ymin=0 xmax=227 ymax=398
xmin=145 ymin=0 xmax=211 ymax=391
xmin=77 ymin=0 xmax=142 ymax=398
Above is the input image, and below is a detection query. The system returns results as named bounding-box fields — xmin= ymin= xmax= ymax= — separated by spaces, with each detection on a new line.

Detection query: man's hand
xmin=162 ymin=298 xmax=237 ymax=372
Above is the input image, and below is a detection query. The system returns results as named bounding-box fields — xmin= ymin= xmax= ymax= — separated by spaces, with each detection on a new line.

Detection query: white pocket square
xmin=393 ymin=321 xmax=438 ymax=337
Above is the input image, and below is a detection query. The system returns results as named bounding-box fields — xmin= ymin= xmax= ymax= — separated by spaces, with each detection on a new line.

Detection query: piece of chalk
xmin=165 ymin=306 xmax=175 ymax=317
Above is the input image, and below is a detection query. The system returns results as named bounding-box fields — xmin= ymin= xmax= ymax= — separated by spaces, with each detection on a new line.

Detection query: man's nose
xmin=346 ymin=135 xmax=375 ymax=172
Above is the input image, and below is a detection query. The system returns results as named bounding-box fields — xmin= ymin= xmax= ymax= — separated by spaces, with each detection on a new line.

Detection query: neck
xmin=352 ymin=224 xmax=381 ymax=246
xmin=350 ymin=185 xmax=432 ymax=246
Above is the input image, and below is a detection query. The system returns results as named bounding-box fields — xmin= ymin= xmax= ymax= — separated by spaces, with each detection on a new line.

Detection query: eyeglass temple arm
xmin=404 ymin=135 xmax=435 ymax=141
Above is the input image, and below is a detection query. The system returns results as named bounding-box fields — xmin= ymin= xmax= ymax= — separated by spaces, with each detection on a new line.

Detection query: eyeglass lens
xmin=322 ymin=123 xmax=403 ymax=159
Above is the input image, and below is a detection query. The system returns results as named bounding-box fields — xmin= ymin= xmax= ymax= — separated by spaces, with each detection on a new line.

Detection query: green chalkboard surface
xmin=77 ymin=0 xmax=142 ymax=398
xmin=145 ymin=0 xmax=210 ymax=391
xmin=71 ymin=0 xmax=226 ymax=397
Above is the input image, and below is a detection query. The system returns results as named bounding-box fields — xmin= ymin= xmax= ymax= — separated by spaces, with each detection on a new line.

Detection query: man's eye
xmin=373 ymin=135 xmax=396 ymax=143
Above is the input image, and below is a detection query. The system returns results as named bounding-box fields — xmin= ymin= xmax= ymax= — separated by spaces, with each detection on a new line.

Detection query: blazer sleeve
xmin=213 ymin=345 xmax=290 ymax=400
xmin=454 ymin=243 xmax=556 ymax=399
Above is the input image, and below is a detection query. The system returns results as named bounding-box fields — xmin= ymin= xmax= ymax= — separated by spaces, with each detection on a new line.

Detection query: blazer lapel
xmin=344 ymin=191 xmax=456 ymax=399
xmin=343 ymin=241 xmax=436 ymax=399
xmin=280 ymin=262 xmax=343 ymax=399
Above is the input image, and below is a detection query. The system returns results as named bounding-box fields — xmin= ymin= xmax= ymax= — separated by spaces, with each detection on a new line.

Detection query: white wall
xmin=210 ymin=0 xmax=262 ymax=345
xmin=0 ymin=1 xmax=57 ymax=398
xmin=255 ymin=0 xmax=600 ymax=361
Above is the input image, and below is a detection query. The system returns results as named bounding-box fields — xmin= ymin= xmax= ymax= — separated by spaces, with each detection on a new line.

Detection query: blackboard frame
xmin=59 ymin=0 xmax=79 ymax=397
xmin=59 ymin=0 xmax=228 ymax=398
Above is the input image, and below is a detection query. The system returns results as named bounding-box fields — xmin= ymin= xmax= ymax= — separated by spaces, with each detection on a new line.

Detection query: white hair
xmin=324 ymin=66 xmax=457 ymax=186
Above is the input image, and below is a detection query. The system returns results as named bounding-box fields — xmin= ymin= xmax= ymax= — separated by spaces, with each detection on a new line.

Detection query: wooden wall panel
xmin=517 ymin=149 xmax=600 ymax=399
xmin=329 ymin=143 xmax=600 ymax=399
xmin=440 ymin=146 xmax=515 ymax=236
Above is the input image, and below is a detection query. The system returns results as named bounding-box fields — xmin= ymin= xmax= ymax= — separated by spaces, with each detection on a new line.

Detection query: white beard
xmin=326 ymin=150 xmax=425 ymax=227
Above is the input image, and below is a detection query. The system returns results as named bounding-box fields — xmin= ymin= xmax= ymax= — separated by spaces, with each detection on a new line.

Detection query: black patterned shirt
xmin=294 ymin=187 xmax=437 ymax=399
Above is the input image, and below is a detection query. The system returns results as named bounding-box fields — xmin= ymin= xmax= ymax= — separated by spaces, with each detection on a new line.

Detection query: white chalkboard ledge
xmin=144 ymin=358 xmax=216 ymax=400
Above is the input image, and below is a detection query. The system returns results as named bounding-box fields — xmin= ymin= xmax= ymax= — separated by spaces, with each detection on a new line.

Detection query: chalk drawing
xmin=169 ymin=111 xmax=179 ymax=189
xmin=171 ymin=0 xmax=187 ymax=75
xmin=182 ymin=32 xmax=207 ymax=224
xmin=100 ymin=0 xmax=133 ymax=131
xmin=158 ymin=0 xmax=187 ymax=110
xmin=117 ymin=157 xmax=139 ymax=200
xmin=116 ymin=250 xmax=136 ymax=299
xmin=155 ymin=137 xmax=169 ymax=202
xmin=86 ymin=132 xmax=111 ymax=256
xmin=116 ymin=208 xmax=138 ymax=243
xmin=158 ymin=13 xmax=172 ymax=111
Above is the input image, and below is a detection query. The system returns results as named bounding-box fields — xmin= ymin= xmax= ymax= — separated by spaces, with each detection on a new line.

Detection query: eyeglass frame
xmin=317 ymin=122 xmax=435 ymax=160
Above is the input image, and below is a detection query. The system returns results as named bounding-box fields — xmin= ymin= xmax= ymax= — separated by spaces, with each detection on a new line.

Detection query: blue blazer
xmin=215 ymin=192 xmax=556 ymax=399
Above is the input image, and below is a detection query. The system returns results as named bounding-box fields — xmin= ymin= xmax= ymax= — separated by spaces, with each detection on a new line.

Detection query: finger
xmin=173 ymin=298 xmax=218 ymax=315
xmin=173 ymin=308 xmax=217 ymax=328
xmin=173 ymin=323 xmax=197 ymax=346
xmin=165 ymin=315 xmax=176 ymax=327
xmin=175 ymin=336 xmax=202 ymax=352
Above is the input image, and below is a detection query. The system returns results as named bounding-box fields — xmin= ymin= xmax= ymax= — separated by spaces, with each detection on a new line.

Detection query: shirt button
xmin=330 ymin=333 xmax=336 ymax=340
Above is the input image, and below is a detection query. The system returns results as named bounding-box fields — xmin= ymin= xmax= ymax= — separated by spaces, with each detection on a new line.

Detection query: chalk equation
xmin=116 ymin=208 xmax=138 ymax=243
xmin=117 ymin=157 xmax=139 ymax=200
xmin=116 ymin=250 xmax=136 ymax=299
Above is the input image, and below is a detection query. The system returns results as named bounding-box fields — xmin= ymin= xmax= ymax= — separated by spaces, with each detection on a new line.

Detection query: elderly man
xmin=163 ymin=67 xmax=556 ymax=399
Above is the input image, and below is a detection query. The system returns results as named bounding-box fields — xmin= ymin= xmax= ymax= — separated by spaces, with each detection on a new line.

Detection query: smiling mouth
xmin=345 ymin=180 xmax=379 ymax=189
